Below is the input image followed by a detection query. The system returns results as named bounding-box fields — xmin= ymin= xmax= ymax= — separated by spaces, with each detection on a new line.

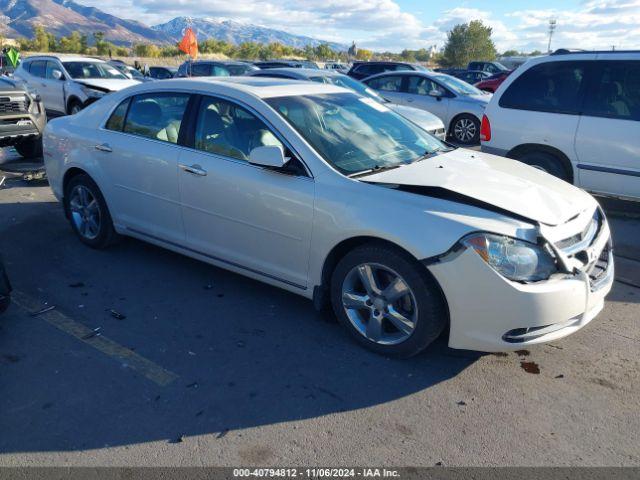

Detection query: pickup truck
xmin=0 ymin=76 xmax=46 ymax=158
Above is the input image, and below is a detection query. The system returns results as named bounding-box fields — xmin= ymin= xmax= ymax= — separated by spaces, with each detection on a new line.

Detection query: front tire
xmin=64 ymin=174 xmax=118 ymax=249
xmin=330 ymin=243 xmax=447 ymax=358
xmin=14 ymin=137 xmax=43 ymax=159
xmin=450 ymin=114 xmax=480 ymax=145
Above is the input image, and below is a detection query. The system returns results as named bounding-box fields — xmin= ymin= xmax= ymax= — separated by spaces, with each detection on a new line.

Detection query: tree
xmin=314 ymin=43 xmax=333 ymax=60
xmin=501 ymin=49 xmax=520 ymax=57
xmin=441 ymin=20 xmax=497 ymax=67
xmin=355 ymin=48 xmax=373 ymax=61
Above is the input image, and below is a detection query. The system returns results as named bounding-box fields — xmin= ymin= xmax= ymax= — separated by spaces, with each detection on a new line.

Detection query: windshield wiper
xmin=348 ymin=164 xmax=402 ymax=178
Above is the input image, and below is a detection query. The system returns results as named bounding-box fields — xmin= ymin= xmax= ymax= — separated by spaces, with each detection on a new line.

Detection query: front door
xmin=178 ymin=95 xmax=315 ymax=289
xmin=402 ymin=75 xmax=450 ymax=124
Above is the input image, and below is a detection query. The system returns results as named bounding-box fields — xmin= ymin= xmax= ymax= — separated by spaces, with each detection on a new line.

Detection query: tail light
xmin=480 ymin=114 xmax=491 ymax=142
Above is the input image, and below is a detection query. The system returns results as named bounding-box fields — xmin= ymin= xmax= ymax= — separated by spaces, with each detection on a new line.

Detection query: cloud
xmin=74 ymin=0 xmax=640 ymax=52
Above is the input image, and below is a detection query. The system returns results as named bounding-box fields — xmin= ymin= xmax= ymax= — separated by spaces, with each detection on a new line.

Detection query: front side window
xmin=407 ymin=76 xmax=443 ymax=96
xmin=190 ymin=64 xmax=210 ymax=76
xmin=583 ymin=61 xmax=640 ymax=121
xmin=62 ymin=61 xmax=127 ymax=80
xmin=194 ymin=96 xmax=283 ymax=161
xmin=45 ymin=61 xmax=62 ymax=79
xmin=499 ymin=61 xmax=587 ymax=114
xmin=365 ymin=75 xmax=403 ymax=93
xmin=123 ymin=93 xmax=190 ymax=143
xmin=267 ymin=92 xmax=447 ymax=174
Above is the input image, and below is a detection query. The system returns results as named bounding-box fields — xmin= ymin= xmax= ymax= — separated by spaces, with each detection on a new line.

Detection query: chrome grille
xmin=0 ymin=96 xmax=29 ymax=115
xmin=556 ymin=209 xmax=601 ymax=255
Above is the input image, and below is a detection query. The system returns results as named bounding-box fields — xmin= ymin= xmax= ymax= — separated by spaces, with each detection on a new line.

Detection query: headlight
xmin=80 ymin=85 xmax=106 ymax=99
xmin=461 ymin=233 xmax=558 ymax=282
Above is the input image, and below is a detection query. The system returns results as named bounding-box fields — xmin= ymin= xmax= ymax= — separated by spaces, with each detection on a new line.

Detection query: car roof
xmin=252 ymin=67 xmax=341 ymax=79
xmin=124 ymin=76 xmax=349 ymax=99
xmin=25 ymin=55 xmax=106 ymax=63
xmin=363 ymin=70 xmax=435 ymax=81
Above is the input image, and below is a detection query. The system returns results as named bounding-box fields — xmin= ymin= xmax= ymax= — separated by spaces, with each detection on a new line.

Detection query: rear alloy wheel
xmin=517 ymin=151 xmax=571 ymax=182
xmin=331 ymin=244 xmax=447 ymax=357
xmin=451 ymin=114 xmax=480 ymax=145
xmin=64 ymin=174 xmax=118 ymax=249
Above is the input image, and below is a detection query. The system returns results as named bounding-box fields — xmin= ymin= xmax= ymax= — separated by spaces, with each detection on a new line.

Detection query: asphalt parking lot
xmin=1 ymin=148 xmax=639 ymax=467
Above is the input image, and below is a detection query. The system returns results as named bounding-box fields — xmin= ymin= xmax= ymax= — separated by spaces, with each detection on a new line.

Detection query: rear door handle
xmin=95 ymin=143 xmax=112 ymax=153
xmin=179 ymin=164 xmax=207 ymax=176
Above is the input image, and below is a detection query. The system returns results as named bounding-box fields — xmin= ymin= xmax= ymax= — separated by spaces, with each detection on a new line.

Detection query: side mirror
xmin=249 ymin=145 xmax=288 ymax=168
xmin=51 ymin=69 xmax=64 ymax=80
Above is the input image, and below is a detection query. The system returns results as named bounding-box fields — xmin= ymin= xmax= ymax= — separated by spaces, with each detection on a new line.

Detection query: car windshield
xmin=124 ymin=67 xmax=144 ymax=79
xmin=267 ymin=92 xmax=447 ymax=175
xmin=434 ymin=74 xmax=483 ymax=96
xmin=63 ymin=62 xmax=127 ymax=80
xmin=493 ymin=62 xmax=509 ymax=71
xmin=309 ymin=75 xmax=387 ymax=103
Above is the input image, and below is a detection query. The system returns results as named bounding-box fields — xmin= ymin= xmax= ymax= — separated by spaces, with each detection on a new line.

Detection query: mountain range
xmin=0 ymin=0 xmax=347 ymax=50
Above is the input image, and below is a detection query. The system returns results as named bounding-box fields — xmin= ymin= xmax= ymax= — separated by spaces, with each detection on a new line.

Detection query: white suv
xmin=14 ymin=55 xmax=139 ymax=116
xmin=481 ymin=50 xmax=640 ymax=201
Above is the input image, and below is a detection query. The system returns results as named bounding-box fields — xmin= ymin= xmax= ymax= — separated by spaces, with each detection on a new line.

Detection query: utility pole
xmin=547 ymin=18 xmax=557 ymax=53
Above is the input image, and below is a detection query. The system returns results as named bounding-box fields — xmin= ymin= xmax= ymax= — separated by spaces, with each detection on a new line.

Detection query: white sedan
xmin=43 ymin=77 xmax=613 ymax=357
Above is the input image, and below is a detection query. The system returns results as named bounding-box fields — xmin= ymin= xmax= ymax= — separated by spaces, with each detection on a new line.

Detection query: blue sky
xmin=80 ymin=0 xmax=640 ymax=52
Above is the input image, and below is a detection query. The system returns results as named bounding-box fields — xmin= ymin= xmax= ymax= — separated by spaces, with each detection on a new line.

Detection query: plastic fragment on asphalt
xmin=109 ymin=309 xmax=126 ymax=320
xmin=82 ymin=327 xmax=101 ymax=340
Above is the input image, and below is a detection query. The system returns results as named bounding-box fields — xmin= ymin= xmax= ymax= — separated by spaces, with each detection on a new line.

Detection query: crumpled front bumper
xmin=427 ymin=222 xmax=614 ymax=352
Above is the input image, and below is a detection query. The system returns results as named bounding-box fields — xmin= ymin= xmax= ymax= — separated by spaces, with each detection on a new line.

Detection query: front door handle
xmin=179 ymin=164 xmax=207 ymax=176
xmin=95 ymin=143 xmax=112 ymax=153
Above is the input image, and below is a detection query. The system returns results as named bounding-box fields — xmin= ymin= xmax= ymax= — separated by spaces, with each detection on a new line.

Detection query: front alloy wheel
xmin=330 ymin=243 xmax=447 ymax=357
xmin=342 ymin=263 xmax=418 ymax=345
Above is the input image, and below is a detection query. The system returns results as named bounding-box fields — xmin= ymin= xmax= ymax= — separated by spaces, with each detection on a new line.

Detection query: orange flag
xmin=178 ymin=27 xmax=198 ymax=59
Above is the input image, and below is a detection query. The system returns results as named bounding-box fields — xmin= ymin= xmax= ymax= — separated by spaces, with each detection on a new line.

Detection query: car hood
xmin=387 ymin=103 xmax=444 ymax=130
xmin=362 ymin=148 xmax=595 ymax=226
xmin=74 ymin=78 xmax=140 ymax=92
xmin=0 ymin=77 xmax=25 ymax=92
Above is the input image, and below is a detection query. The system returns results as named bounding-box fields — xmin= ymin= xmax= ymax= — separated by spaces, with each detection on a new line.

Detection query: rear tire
xmin=516 ymin=151 xmax=570 ymax=182
xmin=68 ymin=100 xmax=83 ymax=115
xmin=450 ymin=114 xmax=480 ymax=145
xmin=64 ymin=174 xmax=118 ymax=249
xmin=14 ymin=137 xmax=43 ymax=159
xmin=330 ymin=243 xmax=447 ymax=358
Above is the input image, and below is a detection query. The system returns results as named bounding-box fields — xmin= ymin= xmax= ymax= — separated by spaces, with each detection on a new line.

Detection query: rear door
xmin=493 ymin=58 xmax=593 ymax=167
xmin=574 ymin=58 xmax=640 ymax=199
xmin=98 ymin=91 xmax=192 ymax=243
xmin=24 ymin=60 xmax=61 ymax=115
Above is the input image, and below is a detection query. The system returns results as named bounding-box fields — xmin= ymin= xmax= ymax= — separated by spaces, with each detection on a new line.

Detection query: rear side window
xmin=583 ymin=61 xmax=640 ymax=121
xmin=29 ymin=60 xmax=47 ymax=78
xmin=123 ymin=93 xmax=190 ymax=143
xmin=366 ymin=75 xmax=403 ymax=92
xmin=105 ymin=98 xmax=131 ymax=131
xmin=499 ymin=61 xmax=587 ymax=114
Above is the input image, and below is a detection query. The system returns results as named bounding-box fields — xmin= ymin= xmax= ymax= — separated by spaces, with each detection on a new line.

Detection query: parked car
xmin=254 ymin=60 xmax=319 ymax=70
xmin=468 ymin=61 xmax=510 ymax=74
xmin=149 ymin=66 xmax=178 ymax=80
xmin=0 ymin=76 xmax=46 ymax=157
xmin=14 ymin=56 xmax=139 ymax=116
xmin=250 ymin=68 xmax=446 ymax=139
xmin=42 ymin=77 xmax=613 ymax=356
xmin=452 ymin=70 xmax=492 ymax=85
xmin=363 ymin=70 xmax=491 ymax=144
xmin=177 ymin=60 xmax=258 ymax=77
xmin=474 ymin=70 xmax=512 ymax=93
xmin=108 ymin=61 xmax=150 ymax=82
xmin=481 ymin=50 xmax=640 ymax=200
xmin=347 ymin=61 xmax=429 ymax=80
xmin=0 ymin=256 xmax=11 ymax=314
xmin=324 ymin=62 xmax=349 ymax=73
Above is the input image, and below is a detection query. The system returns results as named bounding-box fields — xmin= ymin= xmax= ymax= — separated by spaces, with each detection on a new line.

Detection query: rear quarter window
xmin=499 ymin=61 xmax=588 ymax=115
